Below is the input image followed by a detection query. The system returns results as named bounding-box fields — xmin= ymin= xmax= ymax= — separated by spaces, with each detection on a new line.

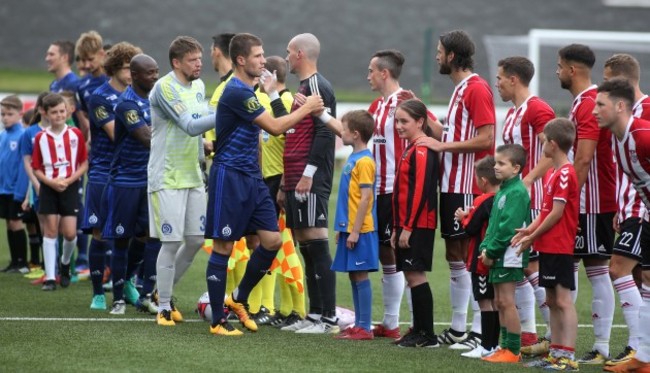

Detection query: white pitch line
xmin=0 ymin=317 xmax=629 ymax=328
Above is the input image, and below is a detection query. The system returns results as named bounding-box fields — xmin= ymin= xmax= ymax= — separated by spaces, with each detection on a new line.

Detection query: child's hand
xmin=53 ymin=179 xmax=68 ymax=192
xmin=398 ymin=230 xmax=411 ymax=249
xmin=454 ymin=207 xmax=468 ymax=222
xmin=346 ymin=232 xmax=359 ymax=249
xmin=510 ymin=227 xmax=529 ymax=246
xmin=479 ymin=249 xmax=493 ymax=267
xmin=390 ymin=231 xmax=396 ymax=249
xmin=515 ymin=236 xmax=533 ymax=255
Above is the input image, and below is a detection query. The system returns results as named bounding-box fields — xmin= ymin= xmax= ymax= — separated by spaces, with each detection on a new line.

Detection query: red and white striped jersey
xmin=616 ymin=96 xmax=650 ymax=221
xmin=614 ymin=116 xmax=650 ymax=210
xmin=568 ymin=85 xmax=616 ymax=214
xmin=370 ymin=89 xmax=410 ymax=195
xmin=616 ymin=95 xmax=650 ymax=221
xmin=440 ymin=74 xmax=495 ymax=195
xmin=32 ymin=126 xmax=87 ymax=180
xmin=502 ymin=95 xmax=555 ymax=210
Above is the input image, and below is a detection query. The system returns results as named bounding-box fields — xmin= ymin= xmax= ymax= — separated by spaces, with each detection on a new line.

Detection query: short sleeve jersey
xmin=148 ymin=71 xmax=209 ymax=191
xmin=205 ymin=70 xmax=234 ymax=147
xmin=32 ymin=126 xmax=87 ymax=180
xmin=214 ymin=77 xmax=265 ymax=178
xmin=569 ymin=86 xmax=616 ymax=214
xmin=534 ymin=164 xmax=579 ymax=255
xmin=502 ymin=96 xmax=555 ymax=210
xmin=614 ymin=117 xmax=650 ymax=209
xmin=393 ymin=143 xmax=438 ymax=230
xmin=615 ymin=95 xmax=650 ymax=222
xmin=50 ymin=72 xmax=80 ymax=93
xmin=335 ymin=149 xmax=376 ymax=233
xmin=87 ymin=81 xmax=121 ymax=183
xmin=77 ymin=74 xmax=108 ymax=114
xmin=111 ymin=86 xmax=151 ymax=187
xmin=440 ymin=74 xmax=496 ymax=195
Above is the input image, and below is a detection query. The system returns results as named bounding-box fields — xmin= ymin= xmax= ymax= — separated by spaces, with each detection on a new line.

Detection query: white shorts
xmin=148 ymin=187 xmax=206 ymax=242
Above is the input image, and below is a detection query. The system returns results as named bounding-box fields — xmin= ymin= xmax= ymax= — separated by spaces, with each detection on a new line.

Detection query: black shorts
xmin=574 ymin=213 xmax=615 ymax=259
xmin=21 ymin=208 xmax=38 ymax=224
xmin=472 ymin=273 xmax=495 ymax=301
xmin=285 ymin=191 xmax=329 ymax=229
xmin=529 ymin=209 xmax=541 ymax=261
xmin=0 ymin=194 xmax=24 ymax=220
xmin=613 ymin=217 xmax=643 ymax=262
xmin=440 ymin=193 xmax=474 ymax=239
xmin=263 ymin=174 xmax=282 ymax=218
xmin=641 ymin=220 xmax=650 ymax=270
xmin=38 ymin=181 xmax=80 ymax=216
xmin=376 ymin=193 xmax=393 ymax=246
xmin=539 ymin=252 xmax=575 ymax=290
xmin=395 ymin=227 xmax=435 ymax=272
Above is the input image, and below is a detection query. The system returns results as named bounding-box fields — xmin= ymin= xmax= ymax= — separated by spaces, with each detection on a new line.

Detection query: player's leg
xmin=41 ymin=212 xmax=60 ymax=290
xmin=83 ymin=182 xmax=111 ymax=298
xmin=207 ymin=239 xmax=240 ymax=335
xmin=483 ymin=280 xmax=521 ymax=363
xmin=607 ymin=216 xmax=643 ymax=367
xmin=172 ymin=187 xmax=206 ymax=286
xmin=515 ymin=278 xmax=537 ymax=346
xmin=439 ymin=193 xmax=472 ymax=344
xmin=578 ymin=213 xmax=615 ymax=364
xmin=461 ymin=276 xmax=498 ymax=358
xmin=58 ymin=212 xmax=78 ymax=289
xmin=374 ymin=193 xmax=404 ymax=338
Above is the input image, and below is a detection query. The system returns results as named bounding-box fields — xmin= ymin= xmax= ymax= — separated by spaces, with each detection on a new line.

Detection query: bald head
xmin=290 ymin=33 xmax=320 ymax=61
xmin=131 ymin=53 xmax=157 ymax=73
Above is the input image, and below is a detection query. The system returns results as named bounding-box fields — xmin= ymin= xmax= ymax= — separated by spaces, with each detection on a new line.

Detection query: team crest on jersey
xmin=630 ymin=149 xmax=638 ymax=163
xmin=262 ymin=130 xmax=270 ymax=142
xmin=115 ymin=224 xmax=125 ymax=235
xmin=94 ymin=106 xmax=109 ymax=121
xmin=343 ymin=162 xmax=353 ymax=175
xmin=70 ymin=138 xmax=77 ymax=148
xmin=196 ymin=93 xmax=203 ymax=103
xmin=9 ymin=141 xmax=17 ymax=151
xmin=498 ymin=195 xmax=506 ymax=209
xmin=388 ymin=108 xmax=396 ymax=117
xmin=161 ymin=223 xmax=173 ymax=235
xmin=243 ymin=97 xmax=262 ymax=113
xmin=125 ymin=110 xmax=140 ymax=125
xmin=221 ymin=224 xmax=232 ymax=238
xmin=89 ymin=213 xmax=98 ymax=224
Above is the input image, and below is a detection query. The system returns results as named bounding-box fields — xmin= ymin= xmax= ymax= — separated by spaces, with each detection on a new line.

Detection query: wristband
xmin=318 ymin=112 xmax=332 ymax=123
xmin=303 ymin=164 xmax=317 ymax=178
xmin=268 ymin=91 xmax=280 ymax=101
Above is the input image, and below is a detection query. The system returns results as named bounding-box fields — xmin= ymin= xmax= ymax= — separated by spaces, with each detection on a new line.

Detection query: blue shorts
xmin=331 ymin=231 xmax=379 ymax=273
xmin=206 ymin=165 xmax=278 ymax=241
xmin=102 ymin=184 xmax=148 ymax=239
xmin=81 ymin=182 xmax=106 ymax=233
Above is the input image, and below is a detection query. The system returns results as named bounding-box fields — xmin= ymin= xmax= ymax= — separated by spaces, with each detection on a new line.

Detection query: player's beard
xmin=559 ymin=78 xmax=571 ymax=90
xmin=438 ymin=62 xmax=452 ymax=75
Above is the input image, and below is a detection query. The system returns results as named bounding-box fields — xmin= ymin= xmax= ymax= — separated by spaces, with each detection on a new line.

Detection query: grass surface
xmin=0 ymin=164 xmax=629 ymax=372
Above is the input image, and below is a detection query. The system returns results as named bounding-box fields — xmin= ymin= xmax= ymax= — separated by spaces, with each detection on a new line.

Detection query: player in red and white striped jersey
xmin=496 ymin=56 xmax=555 ymax=347
xmin=599 ymin=54 xmax=649 ymax=367
xmin=594 ymin=78 xmax=650 ymax=373
xmin=366 ymin=49 xmax=414 ymax=338
xmin=30 ymin=93 xmax=88 ymax=291
xmin=557 ymin=44 xmax=617 ymax=364
xmin=419 ymin=30 xmax=495 ymax=345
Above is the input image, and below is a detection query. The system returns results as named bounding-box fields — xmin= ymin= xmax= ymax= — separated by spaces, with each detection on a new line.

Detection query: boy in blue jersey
xmin=100 ymin=54 xmax=160 ymax=314
xmin=332 ymin=110 xmax=378 ymax=340
xmin=0 ymin=95 xmax=28 ymax=273
xmin=204 ymin=32 xmax=324 ymax=336
xmin=75 ymin=31 xmax=107 ymax=141
xmin=85 ymin=42 xmax=143 ymax=312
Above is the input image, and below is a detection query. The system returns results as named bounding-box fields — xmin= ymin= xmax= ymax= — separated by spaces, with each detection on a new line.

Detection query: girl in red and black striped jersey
xmin=390 ymin=99 xmax=440 ymax=347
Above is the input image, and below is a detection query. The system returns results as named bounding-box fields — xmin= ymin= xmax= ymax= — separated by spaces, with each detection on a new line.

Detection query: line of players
xmin=2 ymin=28 xmax=650 ymax=370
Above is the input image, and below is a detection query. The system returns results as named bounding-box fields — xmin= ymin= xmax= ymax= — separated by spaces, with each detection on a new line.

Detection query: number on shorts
xmin=575 ymin=235 xmax=585 ymax=250
xmin=453 ymin=219 xmax=460 ymax=232
xmin=618 ymin=232 xmax=634 ymax=247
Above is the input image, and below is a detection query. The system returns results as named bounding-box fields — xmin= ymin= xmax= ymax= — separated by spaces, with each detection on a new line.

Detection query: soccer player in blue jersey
xmin=85 ymin=42 xmax=143 ymax=312
xmin=75 ymin=31 xmax=108 ymax=140
xmin=47 ymin=40 xmax=79 ymax=94
xmin=204 ymin=32 xmax=324 ymax=336
xmin=101 ymin=54 xmax=161 ymax=314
